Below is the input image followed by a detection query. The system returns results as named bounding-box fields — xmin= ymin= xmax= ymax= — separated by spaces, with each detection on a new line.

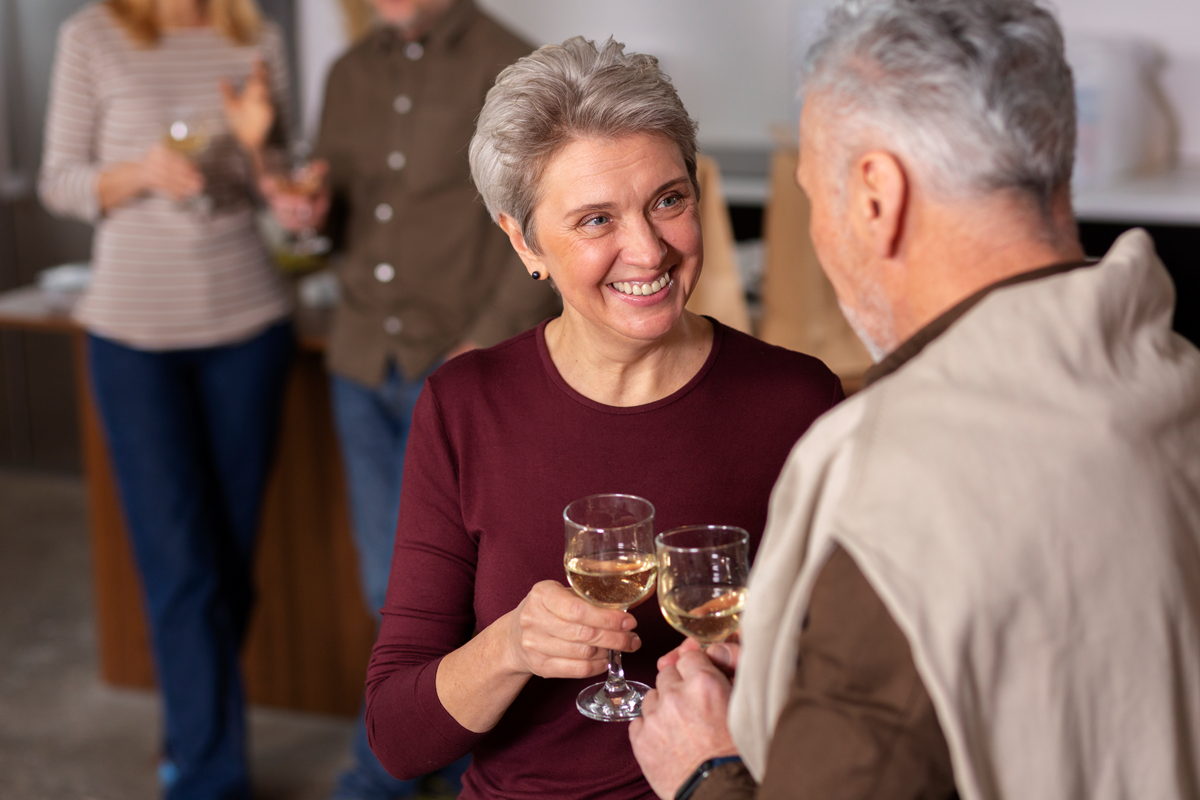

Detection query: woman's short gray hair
xmin=804 ymin=0 xmax=1075 ymax=206
xmin=469 ymin=36 xmax=699 ymax=253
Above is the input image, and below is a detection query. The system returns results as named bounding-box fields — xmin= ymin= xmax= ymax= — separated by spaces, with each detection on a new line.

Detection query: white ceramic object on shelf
xmin=1067 ymin=34 xmax=1175 ymax=192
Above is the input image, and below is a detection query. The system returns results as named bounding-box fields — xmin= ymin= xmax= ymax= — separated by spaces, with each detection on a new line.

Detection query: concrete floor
xmin=0 ymin=467 xmax=443 ymax=800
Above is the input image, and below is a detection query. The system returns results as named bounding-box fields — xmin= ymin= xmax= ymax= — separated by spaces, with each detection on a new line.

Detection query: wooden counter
xmin=0 ymin=287 xmax=375 ymax=716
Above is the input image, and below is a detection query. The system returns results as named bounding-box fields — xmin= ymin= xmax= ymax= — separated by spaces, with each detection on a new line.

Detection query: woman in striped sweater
xmin=39 ymin=2 xmax=293 ymax=797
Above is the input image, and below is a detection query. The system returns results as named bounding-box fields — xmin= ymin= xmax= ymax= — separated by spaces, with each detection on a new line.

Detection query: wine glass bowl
xmin=265 ymin=144 xmax=331 ymax=267
xmin=164 ymin=117 xmax=210 ymax=157
xmin=655 ymin=525 xmax=749 ymax=646
xmin=565 ymin=550 xmax=656 ymax=609
xmin=163 ymin=107 xmax=214 ymax=218
xmin=563 ymin=494 xmax=656 ymax=721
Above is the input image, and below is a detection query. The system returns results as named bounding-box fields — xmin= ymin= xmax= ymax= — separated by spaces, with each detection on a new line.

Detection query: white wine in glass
xmin=563 ymin=494 xmax=656 ymax=721
xmin=264 ymin=143 xmax=331 ymax=270
xmin=655 ymin=525 xmax=749 ymax=645
xmin=163 ymin=108 xmax=213 ymax=218
xmin=565 ymin=551 xmax=657 ymax=609
xmin=164 ymin=119 xmax=210 ymax=157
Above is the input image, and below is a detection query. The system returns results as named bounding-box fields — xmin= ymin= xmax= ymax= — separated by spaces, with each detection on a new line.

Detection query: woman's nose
xmin=620 ymin=215 xmax=667 ymax=270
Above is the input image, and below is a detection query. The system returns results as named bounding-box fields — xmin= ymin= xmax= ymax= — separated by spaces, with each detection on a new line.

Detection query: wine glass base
xmin=575 ymin=680 xmax=651 ymax=722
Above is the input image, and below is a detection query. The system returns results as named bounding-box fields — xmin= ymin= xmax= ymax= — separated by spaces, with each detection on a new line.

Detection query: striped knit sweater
xmin=39 ymin=2 xmax=291 ymax=350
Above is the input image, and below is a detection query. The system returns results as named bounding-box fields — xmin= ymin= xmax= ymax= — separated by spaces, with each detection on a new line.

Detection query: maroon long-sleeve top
xmin=366 ymin=319 xmax=842 ymax=800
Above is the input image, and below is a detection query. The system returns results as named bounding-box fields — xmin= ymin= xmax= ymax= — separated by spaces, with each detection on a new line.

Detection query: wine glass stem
xmin=604 ymin=649 xmax=629 ymax=696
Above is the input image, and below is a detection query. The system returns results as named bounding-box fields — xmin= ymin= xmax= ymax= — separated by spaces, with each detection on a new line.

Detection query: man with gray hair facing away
xmin=629 ymin=1 xmax=1200 ymax=798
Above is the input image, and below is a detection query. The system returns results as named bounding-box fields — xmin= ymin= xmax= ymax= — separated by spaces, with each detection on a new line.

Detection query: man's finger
xmin=654 ymin=662 xmax=684 ymax=694
xmin=674 ymin=649 xmax=725 ymax=681
xmin=628 ymin=716 xmax=644 ymax=739
xmin=657 ymin=637 xmax=704 ymax=671
xmin=639 ymin=687 xmax=660 ymax=716
xmin=706 ymin=642 xmax=740 ymax=676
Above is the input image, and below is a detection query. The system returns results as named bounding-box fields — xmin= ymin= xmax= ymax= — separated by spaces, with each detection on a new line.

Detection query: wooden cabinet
xmin=0 ymin=289 xmax=375 ymax=716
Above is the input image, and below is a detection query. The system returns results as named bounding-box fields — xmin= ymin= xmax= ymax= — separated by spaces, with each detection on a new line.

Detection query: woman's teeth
xmin=613 ymin=274 xmax=671 ymax=296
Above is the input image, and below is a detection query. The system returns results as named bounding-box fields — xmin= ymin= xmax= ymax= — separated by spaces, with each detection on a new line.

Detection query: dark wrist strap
xmin=675 ymin=755 xmax=743 ymax=800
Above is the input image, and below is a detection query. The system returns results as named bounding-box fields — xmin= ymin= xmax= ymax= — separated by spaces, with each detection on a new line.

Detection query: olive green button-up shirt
xmin=315 ymin=0 xmax=558 ymax=384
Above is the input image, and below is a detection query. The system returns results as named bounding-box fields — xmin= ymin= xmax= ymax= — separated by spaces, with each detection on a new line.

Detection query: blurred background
xmin=2 ymin=0 xmax=1199 ymax=469
xmin=0 ymin=1 xmax=1197 ymax=798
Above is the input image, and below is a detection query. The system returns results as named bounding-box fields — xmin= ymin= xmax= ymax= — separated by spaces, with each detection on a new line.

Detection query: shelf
xmin=1073 ymin=164 xmax=1200 ymax=227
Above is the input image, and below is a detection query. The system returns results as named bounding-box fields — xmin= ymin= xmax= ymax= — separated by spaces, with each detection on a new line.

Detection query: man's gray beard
xmin=838 ymin=299 xmax=892 ymax=363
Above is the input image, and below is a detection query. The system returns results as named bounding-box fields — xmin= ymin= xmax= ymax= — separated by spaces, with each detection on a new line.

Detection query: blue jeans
xmin=330 ymin=365 xmax=469 ymax=799
xmin=88 ymin=322 xmax=294 ymax=800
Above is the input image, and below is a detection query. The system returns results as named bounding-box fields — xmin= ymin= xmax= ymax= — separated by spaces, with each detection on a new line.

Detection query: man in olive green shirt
xmin=271 ymin=1 xmax=555 ymax=798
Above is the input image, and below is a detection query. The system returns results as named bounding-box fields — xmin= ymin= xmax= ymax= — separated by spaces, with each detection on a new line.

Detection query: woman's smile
xmin=518 ymin=131 xmax=703 ymax=346
xmin=608 ymin=267 xmax=674 ymax=299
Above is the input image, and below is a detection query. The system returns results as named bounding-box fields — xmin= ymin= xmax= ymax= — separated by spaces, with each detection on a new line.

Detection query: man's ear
xmin=848 ymin=150 xmax=907 ymax=260
xmin=497 ymin=213 xmax=545 ymax=277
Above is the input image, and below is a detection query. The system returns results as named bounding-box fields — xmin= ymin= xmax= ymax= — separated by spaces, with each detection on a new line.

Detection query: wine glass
xmin=265 ymin=142 xmax=331 ymax=266
xmin=655 ymin=525 xmax=749 ymax=646
xmin=163 ymin=107 xmax=213 ymax=218
xmin=563 ymin=494 xmax=657 ymax=721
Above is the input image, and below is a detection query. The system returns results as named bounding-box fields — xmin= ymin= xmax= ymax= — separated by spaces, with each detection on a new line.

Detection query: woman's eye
xmin=583 ymin=215 xmax=609 ymax=227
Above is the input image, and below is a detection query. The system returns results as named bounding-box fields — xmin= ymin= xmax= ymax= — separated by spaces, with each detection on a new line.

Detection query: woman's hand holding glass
xmin=434 ymin=562 xmax=644 ymax=736
xmin=504 ymin=579 xmax=641 ymax=682
xmin=564 ymin=494 xmax=658 ymax=721
xmin=139 ymin=142 xmax=205 ymax=202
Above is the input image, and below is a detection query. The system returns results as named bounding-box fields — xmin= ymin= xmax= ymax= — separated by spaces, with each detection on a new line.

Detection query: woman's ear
xmin=497 ymin=213 xmax=545 ymax=277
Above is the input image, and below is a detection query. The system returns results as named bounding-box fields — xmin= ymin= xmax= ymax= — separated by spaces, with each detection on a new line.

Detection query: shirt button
xmin=384 ymin=316 xmax=403 ymax=335
xmin=374 ymin=263 xmax=395 ymax=283
xmin=387 ymin=151 xmax=407 ymax=171
xmin=405 ymin=42 xmax=424 ymax=61
xmin=393 ymin=94 xmax=413 ymax=114
xmin=375 ymin=203 xmax=393 ymax=222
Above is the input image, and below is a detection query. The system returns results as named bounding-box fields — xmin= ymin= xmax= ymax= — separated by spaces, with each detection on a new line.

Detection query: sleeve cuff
xmin=691 ymin=760 xmax=757 ymax=800
xmin=366 ymin=657 xmax=486 ymax=779
xmin=414 ymin=657 xmax=488 ymax=753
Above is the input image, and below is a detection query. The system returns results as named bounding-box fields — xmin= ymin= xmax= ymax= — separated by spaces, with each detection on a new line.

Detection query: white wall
xmin=295 ymin=0 xmax=352 ymax=144
xmin=479 ymin=0 xmax=1200 ymax=164
xmin=1052 ymin=0 xmax=1200 ymax=164
xmin=477 ymin=0 xmax=797 ymax=152
xmin=5 ymin=0 xmax=92 ymax=189
xmin=293 ymin=0 xmax=1200 ymax=164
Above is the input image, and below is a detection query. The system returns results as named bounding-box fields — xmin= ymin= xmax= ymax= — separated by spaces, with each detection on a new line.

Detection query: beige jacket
xmin=731 ymin=229 xmax=1200 ymax=800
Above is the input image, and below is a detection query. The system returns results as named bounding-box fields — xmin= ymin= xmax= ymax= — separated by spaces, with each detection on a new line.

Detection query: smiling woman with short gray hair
xmin=362 ymin=35 xmax=842 ymax=800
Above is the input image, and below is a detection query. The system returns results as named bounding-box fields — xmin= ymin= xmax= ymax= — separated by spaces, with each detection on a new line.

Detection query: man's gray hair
xmin=805 ymin=0 xmax=1075 ymax=205
xmin=469 ymin=36 xmax=699 ymax=253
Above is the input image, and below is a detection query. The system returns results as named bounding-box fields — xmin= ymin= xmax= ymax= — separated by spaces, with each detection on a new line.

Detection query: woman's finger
xmin=518 ymin=609 xmax=641 ymax=657
xmin=510 ymin=581 xmax=647 ymax=678
xmin=536 ymin=581 xmax=636 ymax=630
